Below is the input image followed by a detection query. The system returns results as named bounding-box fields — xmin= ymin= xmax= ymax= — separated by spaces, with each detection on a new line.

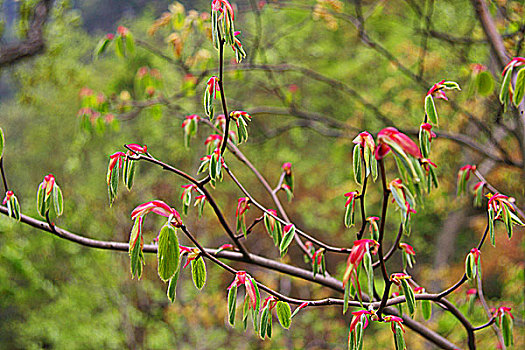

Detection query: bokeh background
xmin=0 ymin=0 xmax=523 ymax=349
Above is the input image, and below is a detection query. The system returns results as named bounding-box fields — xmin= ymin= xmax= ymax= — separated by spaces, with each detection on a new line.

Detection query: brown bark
xmin=0 ymin=0 xmax=54 ymax=68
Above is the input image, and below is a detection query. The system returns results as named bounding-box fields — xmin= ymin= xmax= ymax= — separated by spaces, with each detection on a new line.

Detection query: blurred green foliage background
xmin=0 ymin=0 xmax=523 ymax=349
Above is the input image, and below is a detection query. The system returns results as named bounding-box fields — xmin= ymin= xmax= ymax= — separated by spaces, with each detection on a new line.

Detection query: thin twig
xmin=223 ymin=164 xmax=352 ymax=254
xmin=0 ymin=158 xmax=8 ymax=193
xmin=477 ymin=271 xmax=506 ymax=348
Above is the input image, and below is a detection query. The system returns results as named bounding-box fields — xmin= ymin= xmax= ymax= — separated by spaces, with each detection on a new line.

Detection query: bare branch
xmin=0 ymin=0 xmax=54 ymax=67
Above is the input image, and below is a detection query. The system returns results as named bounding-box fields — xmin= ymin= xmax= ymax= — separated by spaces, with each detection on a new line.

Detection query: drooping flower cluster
xmin=36 ymin=174 xmax=63 ymax=218
xmin=486 ymin=193 xmax=524 ymax=244
xmin=399 ymin=242 xmax=416 ymax=269
xmin=465 ymin=247 xmax=481 ymax=280
xmin=344 ymin=191 xmax=359 ymax=228
xmin=342 ymin=239 xmax=378 ymax=298
xmin=204 ymin=76 xmax=220 ymax=119
xmin=3 ymin=190 xmax=21 ymax=221
xmin=106 ymin=144 xmax=147 ymax=205
xmin=352 ymin=131 xmax=377 ymax=183
xmin=230 ymin=110 xmax=252 ymax=144
xmin=182 ymin=114 xmax=200 ymax=148
xmin=236 ymin=197 xmax=250 ymax=237
xmin=424 ymin=80 xmax=460 ymax=124
xmin=228 ymin=271 xmax=258 ymax=310
xmin=376 ymin=127 xmax=421 ymax=160
xmin=457 ymin=164 xmax=476 ymax=196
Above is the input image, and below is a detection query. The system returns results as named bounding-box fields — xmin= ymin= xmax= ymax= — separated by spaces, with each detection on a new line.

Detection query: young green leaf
xmin=250 ymin=275 xmax=261 ymax=332
xmin=502 ymin=204 xmax=513 ymax=239
xmin=115 ymin=35 xmax=124 ymax=57
xmin=502 ymin=312 xmax=514 ymax=347
xmin=129 ymin=218 xmax=144 ymax=279
xmin=228 ymin=285 xmax=238 ymax=326
xmin=499 ymin=64 xmax=514 ymax=110
xmin=488 ymin=207 xmax=495 ymax=246
xmin=353 ymin=144 xmax=362 ymax=185
xmin=513 ymin=68 xmax=525 ymax=107
xmin=355 ymin=321 xmax=364 ymax=350
xmin=109 ymin=164 xmax=119 ymax=206
xmin=344 ymin=201 xmax=356 ymax=228
xmin=279 ymin=224 xmax=296 ymax=256
xmin=36 ymin=184 xmax=48 ymax=218
xmin=363 ymin=251 xmax=374 ymax=298
xmin=476 ymin=70 xmax=494 ymax=96
xmin=343 ymin=281 xmax=351 ymax=315
xmin=259 ymin=305 xmax=269 ymax=339
xmin=465 ymin=252 xmax=475 ymax=280
xmin=94 ymin=37 xmax=111 ymax=58
xmin=394 ymin=323 xmax=407 ymax=350
xmin=442 ymin=81 xmax=461 ymax=90
xmin=424 ymin=95 xmax=438 ymax=124
xmin=401 ymin=279 xmax=415 ymax=317
xmin=191 ymin=256 xmax=206 ymax=290
xmin=242 ymin=296 xmax=250 ymax=331
xmin=123 ymin=159 xmax=136 ymax=191
xmin=276 ymin=301 xmax=292 ymax=329
xmin=167 ymin=267 xmax=180 ymax=302
xmin=157 ymin=224 xmax=180 ymax=281
xmin=52 ymin=184 xmax=63 ymax=217
xmin=5 ymin=193 xmax=20 ymax=221
xmin=266 ymin=311 xmax=273 ymax=338
xmin=421 ymin=300 xmax=432 ymax=321
xmin=125 ymin=32 xmax=135 ymax=56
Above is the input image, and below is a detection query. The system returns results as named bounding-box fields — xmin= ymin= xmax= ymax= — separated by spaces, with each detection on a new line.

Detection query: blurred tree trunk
xmin=0 ymin=0 xmax=53 ymax=68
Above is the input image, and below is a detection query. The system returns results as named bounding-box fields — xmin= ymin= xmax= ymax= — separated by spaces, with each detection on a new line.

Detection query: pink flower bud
xmin=131 ymin=200 xmax=182 ymax=226
xmin=374 ymin=143 xmax=391 ymax=160
xmin=206 ymin=76 xmax=220 ymax=97
xmin=399 ymin=243 xmax=416 ymax=256
xmin=466 ymin=288 xmax=477 ymax=296
xmin=390 ymin=273 xmax=411 ymax=285
xmin=145 ymin=86 xmax=155 ymax=96
xmin=420 ymin=123 xmax=436 ymax=141
xmin=413 ymin=287 xmax=425 ymax=294
xmin=470 ymin=63 xmax=486 ymax=74
xmin=79 ymin=87 xmax=94 ymax=97
xmin=502 ymin=57 xmax=525 ymax=76
xmin=353 ymin=131 xmax=376 ymax=153
xmin=349 ymin=310 xmax=371 ymax=334
xmin=104 ymin=114 xmax=115 ymax=123
xmin=127 ymin=144 xmax=148 ymax=154
xmin=42 ymin=174 xmax=56 ymax=197
xmin=288 ymin=84 xmax=298 ymax=93
xmin=2 ymin=190 xmax=14 ymax=205
xmin=205 ymin=134 xmax=223 ymax=145
xmin=377 ymin=127 xmax=421 ymax=159
xmin=344 ymin=191 xmax=359 ymax=207
xmin=182 ymin=114 xmax=199 ymax=128
xmin=470 ymin=248 xmax=481 ymax=264
xmin=383 ymin=315 xmax=405 ymax=333
xmin=137 ymin=66 xmax=149 ymax=78
xmin=282 ymin=162 xmax=292 ymax=175
xmin=117 ymin=26 xmax=129 ymax=37
xmin=150 ymin=69 xmax=162 ymax=80
xmin=236 ymin=197 xmax=250 ymax=217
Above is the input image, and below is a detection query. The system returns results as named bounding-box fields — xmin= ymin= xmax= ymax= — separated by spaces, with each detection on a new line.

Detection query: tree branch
xmin=0 ymin=204 xmax=461 ymax=349
xmin=470 ymin=0 xmax=509 ymax=70
xmin=0 ymin=0 xmax=54 ymax=67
